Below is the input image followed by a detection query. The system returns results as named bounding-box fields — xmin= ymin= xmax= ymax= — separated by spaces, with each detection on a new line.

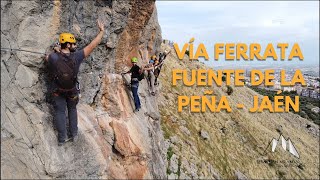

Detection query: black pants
xmin=53 ymin=91 xmax=79 ymax=142
xmin=154 ymin=67 xmax=162 ymax=84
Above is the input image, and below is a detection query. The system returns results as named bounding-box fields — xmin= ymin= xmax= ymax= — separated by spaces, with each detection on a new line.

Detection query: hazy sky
xmin=156 ymin=1 xmax=319 ymax=67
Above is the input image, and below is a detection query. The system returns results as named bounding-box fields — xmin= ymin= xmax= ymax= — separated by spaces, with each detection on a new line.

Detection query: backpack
xmin=138 ymin=69 xmax=144 ymax=81
xmin=54 ymin=53 xmax=78 ymax=90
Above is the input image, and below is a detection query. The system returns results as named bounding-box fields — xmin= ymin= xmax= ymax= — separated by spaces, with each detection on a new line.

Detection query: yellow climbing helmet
xmin=151 ymin=55 xmax=157 ymax=60
xmin=59 ymin=33 xmax=76 ymax=44
xmin=131 ymin=57 xmax=138 ymax=63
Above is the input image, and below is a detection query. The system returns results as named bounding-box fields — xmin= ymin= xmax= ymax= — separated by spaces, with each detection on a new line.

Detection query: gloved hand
xmin=53 ymin=46 xmax=61 ymax=53
xmin=52 ymin=42 xmax=61 ymax=52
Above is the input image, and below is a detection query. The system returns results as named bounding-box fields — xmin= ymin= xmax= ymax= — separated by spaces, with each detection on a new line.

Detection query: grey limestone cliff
xmin=1 ymin=0 xmax=165 ymax=179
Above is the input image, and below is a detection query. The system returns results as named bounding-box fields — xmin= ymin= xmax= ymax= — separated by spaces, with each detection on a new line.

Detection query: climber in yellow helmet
xmin=46 ymin=19 xmax=106 ymax=146
xmin=122 ymin=57 xmax=142 ymax=112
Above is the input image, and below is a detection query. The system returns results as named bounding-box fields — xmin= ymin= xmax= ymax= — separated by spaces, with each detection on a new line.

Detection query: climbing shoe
xmin=151 ymin=92 xmax=155 ymax=96
xmin=58 ymin=141 xmax=65 ymax=146
xmin=59 ymin=137 xmax=74 ymax=146
xmin=70 ymin=135 xmax=78 ymax=143
xmin=134 ymin=108 xmax=140 ymax=113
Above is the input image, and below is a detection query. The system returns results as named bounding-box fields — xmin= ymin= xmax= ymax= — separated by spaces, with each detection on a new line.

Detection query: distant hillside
xmin=158 ymin=43 xmax=319 ymax=179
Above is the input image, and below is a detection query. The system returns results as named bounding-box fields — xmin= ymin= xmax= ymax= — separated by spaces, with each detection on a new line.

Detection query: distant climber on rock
xmin=159 ymin=49 xmax=171 ymax=62
xmin=122 ymin=57 xmax=142 ymax=112
xmin=153 ymin=59 xmax=161 ymax=86
xmin=45 ymin=19 xmax=105 ymax=146
xmin=154 ymin=49 xmax=171 ymax=86
xmin=144 ymin=55 xmax=157 ymax=96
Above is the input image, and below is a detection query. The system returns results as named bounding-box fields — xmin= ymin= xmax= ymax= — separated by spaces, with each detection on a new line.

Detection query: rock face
xmin=200 ymin=130 xmax=210 ymax=140
xmin=1 ymin=0 xmax=165 ymax=179
xmin=235 ymin=170 xmax=249 ymax=180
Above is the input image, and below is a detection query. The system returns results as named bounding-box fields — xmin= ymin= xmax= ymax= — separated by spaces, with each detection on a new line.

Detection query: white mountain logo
xmin=264 ymin=134 xmax=300 ymax=158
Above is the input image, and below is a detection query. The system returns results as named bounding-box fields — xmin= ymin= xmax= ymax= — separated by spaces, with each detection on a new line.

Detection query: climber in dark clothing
xmin=46 ymin=20 xmax=105 ymax=146
xmin=144 ymin=55 xmax=156 ymax=95
xmin=122 ymin=57 xmax=141 ymax=112
xmin=154 ymin=49 xmax=171 ymax=86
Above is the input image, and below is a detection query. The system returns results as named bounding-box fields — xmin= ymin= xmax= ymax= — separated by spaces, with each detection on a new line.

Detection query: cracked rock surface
xmin=1 ymin=0 xmax=165 ymax=179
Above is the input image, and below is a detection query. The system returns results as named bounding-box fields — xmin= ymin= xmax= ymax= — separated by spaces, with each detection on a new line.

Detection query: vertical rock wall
xmin=1 ymin=0 xmax=165 ymax=179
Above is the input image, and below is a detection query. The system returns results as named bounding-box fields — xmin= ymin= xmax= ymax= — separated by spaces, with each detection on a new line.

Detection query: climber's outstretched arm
xmin=122 ymin=70 xmax=131 ymax=74
xmin=143 ymin=62 xmax=155 ymax=71
xmin=84 ymin=19 xmax=105 ymax=58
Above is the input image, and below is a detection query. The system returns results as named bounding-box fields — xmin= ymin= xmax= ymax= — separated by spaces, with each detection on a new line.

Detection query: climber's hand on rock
xmin=84 ymin=20 xmax=105 ymax=58
xmin=53 ymin=46 xmax=61 ymax=53
xmin=97 ymin=19 xmax=105 ymax=32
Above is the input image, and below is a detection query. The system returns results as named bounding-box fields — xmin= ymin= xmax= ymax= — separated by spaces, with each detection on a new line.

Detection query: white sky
xmin=156 ymin=1 xmax=319 ymax=67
